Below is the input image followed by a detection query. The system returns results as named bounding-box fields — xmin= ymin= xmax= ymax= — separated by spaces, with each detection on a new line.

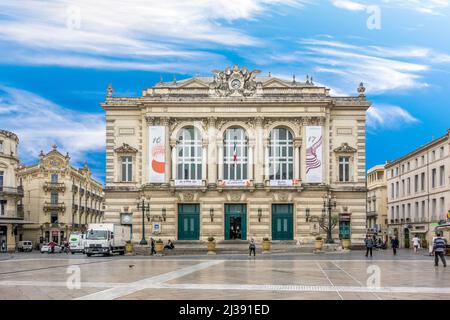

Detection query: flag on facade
xmin=233 ymin=140 xmax=237 ymax=161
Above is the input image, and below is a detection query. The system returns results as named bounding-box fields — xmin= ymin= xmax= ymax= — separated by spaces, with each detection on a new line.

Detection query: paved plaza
xmin=0 ymin=250 xmax=448 ymax=300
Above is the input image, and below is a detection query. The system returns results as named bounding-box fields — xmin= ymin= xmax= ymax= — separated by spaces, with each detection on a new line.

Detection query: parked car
xmin=40 ymin=243 xmax=62 ymax=253
xmin=17 ymin=241 xmax=33 ymax=252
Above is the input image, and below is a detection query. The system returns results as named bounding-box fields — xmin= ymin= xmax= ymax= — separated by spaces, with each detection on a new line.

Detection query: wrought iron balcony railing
xmin=43 ymin=202 xmax=66 ymax=212
xmin=0 ymin=186 xmax=24 ymax=197
xmin=43 ymin=182 xmax=66 ymax=192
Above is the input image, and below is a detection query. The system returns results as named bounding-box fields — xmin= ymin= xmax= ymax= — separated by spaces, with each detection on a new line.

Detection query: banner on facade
xmin=149 ymin=126 xmax=165 ymax=183
xmin=219 ymin=180 xmax=251 ymax=187
xmin=175 ymin=180 xmax=203 ymax=187
xmin=269 ymin=179 xmax=300 ymax=187
xmin=305 ymin=126 xmax=323 ymax=183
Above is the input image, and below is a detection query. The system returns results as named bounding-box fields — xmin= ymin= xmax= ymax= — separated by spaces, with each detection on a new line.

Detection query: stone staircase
xmin=131 ymin=240 xmax=351 ymax=256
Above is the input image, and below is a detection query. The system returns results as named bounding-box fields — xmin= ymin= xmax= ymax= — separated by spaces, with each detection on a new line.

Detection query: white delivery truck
xmin=84 ymin=223 xmax=131 ymax=257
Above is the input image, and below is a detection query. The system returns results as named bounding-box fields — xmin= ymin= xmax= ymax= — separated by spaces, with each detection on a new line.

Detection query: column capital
xmin=169 ymin=139 xmax=177 ymax=148
xmin=145 ymin=116 xmax=156 ymax=125
xmin=160 ymin=117 xmax=171 ymax=126
xmin=294 ymin=137 xmax=302 ymax=148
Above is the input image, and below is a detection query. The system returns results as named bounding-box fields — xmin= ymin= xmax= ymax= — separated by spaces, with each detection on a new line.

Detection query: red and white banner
xmin=306 ymin=126 xmax=323 ymax=183
xmin=269 ymin=179 xmax=300 ymax=187
xmin=149 ymin=126 xmax=165 ymax=183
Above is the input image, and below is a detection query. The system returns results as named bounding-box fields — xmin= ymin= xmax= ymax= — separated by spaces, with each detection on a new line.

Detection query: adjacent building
xmin=102 ymin=66 xmax=370 ymax=245
xmin=386 ymin=129 xmax=450 ymax=248
xmin=366 ymin=164 xmax=388 ymax=242
xmin=0 ymin=129 xmax=26 ymax=252
xmin=18 ymin=145 xmax=105 ymax=245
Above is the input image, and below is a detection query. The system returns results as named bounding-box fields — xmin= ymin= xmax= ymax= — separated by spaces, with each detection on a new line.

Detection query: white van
xmin=17 ymin=241 xmax=33 ymax=252
xmin=69 ymin=233 xmax=85 ymax=254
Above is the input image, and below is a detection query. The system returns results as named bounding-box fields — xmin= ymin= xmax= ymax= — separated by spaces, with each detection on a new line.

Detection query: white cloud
xmin=0 ymin=86 xmax=105 ymax=171
xmin=297 ymin=38 xmax=433 ymax=94
xmin=331 ymin=0 xmax=366 ymax=11
xmin=367 ymin=104 xmax=419 ymax=130
xmin=331 ymin=0 xmax=449 ymax=14
xmin=0 ymin=0 xmax=306 ymax=71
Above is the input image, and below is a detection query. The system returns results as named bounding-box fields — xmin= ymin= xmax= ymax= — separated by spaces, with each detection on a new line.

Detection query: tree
xmin=318 ymin=214 xmax=339 ymax=235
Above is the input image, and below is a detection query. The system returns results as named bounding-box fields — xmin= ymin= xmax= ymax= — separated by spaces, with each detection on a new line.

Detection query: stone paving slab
xmin=0 ymin=251 xmax=448 ymax=300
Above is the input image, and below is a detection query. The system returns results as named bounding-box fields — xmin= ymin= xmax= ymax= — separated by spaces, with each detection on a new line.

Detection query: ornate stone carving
xmin=278 ymin=193 xmax=288 ymax=201
xmin=183 ymin=192 xmax=194 ymax=201
xmin=114 ymin=143 xmax=138 ymax=154
xmin=230 ymin=192 xmax=242 ymax=201
xmin=210 ymin=65 xmax=261 ymax=97
xmin=333 ymin=143 xmax=357 ymax=153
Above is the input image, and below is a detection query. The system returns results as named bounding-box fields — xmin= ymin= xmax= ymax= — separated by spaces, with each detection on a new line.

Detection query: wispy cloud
xmin=367 ymin=104 xmax=420 ymax=131
xmin=330 ymin=0 xmax=449 ymax=15
xmin=0 ymin=86 xmax=105 ymax=180
xmin=0 ymin=0 xmax=306 ymax=72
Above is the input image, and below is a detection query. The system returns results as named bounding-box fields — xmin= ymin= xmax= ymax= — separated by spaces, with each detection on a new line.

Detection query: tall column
xmin=264 ymin=138 xmax=270 ymax=182
xmin=171 ymin=140 xmax=177 ymax=181
xmin=300 ymin=119 xmax=308 ymax=182
xmin=255 ymin=117 xmax=264 ymax=187
xmin=202 ymin=140 xmax=208 ymax=181
xmin=218 ymin=142 xmax=224 ymax=180
xmin=207 ymin=117 xmax=217 ymax=187
xmin=294 ymin=138 xmax=301 ymax=181
xmin=248 ymin=143 xmax=254 ymax=180
xmin=161 ymin=117 xmax=171 ymax=185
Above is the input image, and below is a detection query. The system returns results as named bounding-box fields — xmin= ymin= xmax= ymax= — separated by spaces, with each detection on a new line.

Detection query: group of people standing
xmin=365 ymin=232 xmax=447 ymax=267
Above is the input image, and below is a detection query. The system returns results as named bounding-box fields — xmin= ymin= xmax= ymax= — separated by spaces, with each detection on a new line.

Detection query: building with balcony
xmin=0 ymin=129 xmax=28 ymax=252
xmin=386 ymin=129 xmax=450 ymax=248
xmin=102 ymin=66 xmax=370 ymax=245
xmin=17 ymin=145 xmax=105 ymax=245
xmin=366 ymin=164 xmax=388 ymax=242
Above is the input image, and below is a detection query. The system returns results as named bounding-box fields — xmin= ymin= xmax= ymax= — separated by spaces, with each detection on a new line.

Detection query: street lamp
xmin=322 ymin=193 xmax=337 ymax=244
xmin=305 ymin=207 xmax=310 ymax=222
xmin=137 ymin=198 xmax=150 ymax=245
xmin=209 ymin=208 xmax=214 ymax=222
xmin=161 ymin=208 xmax=166 ymax=222
xmin=257 ymin=208 xmax=262 ymax=222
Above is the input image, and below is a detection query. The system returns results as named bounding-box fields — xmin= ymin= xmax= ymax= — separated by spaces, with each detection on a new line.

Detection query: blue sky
xmin=1 ymin=0 xmax=450 ymax=184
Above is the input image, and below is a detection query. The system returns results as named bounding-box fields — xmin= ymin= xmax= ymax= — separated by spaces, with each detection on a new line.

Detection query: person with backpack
xmin=249 ymin=238 xmax=256 ymax=257
xmin=365 ymin=235 xmax=374 ymax=258
xmin=412 ymin=234 xmax=420 ymax=254
xmin=433 ymin=232 xmax=447 ymax=267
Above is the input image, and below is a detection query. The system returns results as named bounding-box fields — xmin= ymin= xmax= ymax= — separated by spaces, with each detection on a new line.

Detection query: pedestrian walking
xmin=365 ymin=235 xmax=374 ymax=257
xmin=412 ymin=234 xmax=420 ymax=254
xmin=150 ymin=237 xmax=156 ymax=255
xmin=249 ymin=238 xmax=256 ymax=257
xmin=391 ymin=236 xmax=399 ymax=256
xmin=433 ymin=232 xmax=447 ymax=267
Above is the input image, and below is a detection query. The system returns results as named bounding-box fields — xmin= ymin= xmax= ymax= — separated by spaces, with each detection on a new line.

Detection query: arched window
xmin=269 ymin=128 xmax=294 ymax=180
xmin=224 ymin=128 xmax=248 ymax=180
xmin=176 ymin=127 xmax=202 ymax=180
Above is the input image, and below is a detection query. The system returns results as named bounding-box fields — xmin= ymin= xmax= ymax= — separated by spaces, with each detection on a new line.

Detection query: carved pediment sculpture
xmin=210 ymin=65 xmax=261 ymax=97
xmin=333 ymin=143 xmax=357 ymax=153
xmin=114 ymin=143 xmax=138 ymax=154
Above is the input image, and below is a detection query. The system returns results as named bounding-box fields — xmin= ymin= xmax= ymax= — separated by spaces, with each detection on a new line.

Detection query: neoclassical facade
xmin=18 ymin=146 xmax=105 ymax=245
xmin=0 ymin=129 xmax=25 ymax=252
xmin=103 ymin=66 xmax=370 ymax=245
xmin=367 ymin=164 xmax=388 ymax=242
xmin=386 ymin=129 xmax=450 ymax=248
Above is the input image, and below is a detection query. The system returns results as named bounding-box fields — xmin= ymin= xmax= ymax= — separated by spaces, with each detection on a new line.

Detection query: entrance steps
xmin=132 ymin=241 xmax=348 ymax=256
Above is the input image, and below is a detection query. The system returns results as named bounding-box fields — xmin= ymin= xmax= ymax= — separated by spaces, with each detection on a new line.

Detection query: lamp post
xmin=323 ymin=192 xmax=337 ymax=244
xmin=137 ymin=198 xmax=150 ymax=245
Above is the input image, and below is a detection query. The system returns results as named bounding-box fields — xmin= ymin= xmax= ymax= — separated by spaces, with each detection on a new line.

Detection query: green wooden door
xmin=339 ymin=221 xmax=351 ymax=239
xmin=224 ymin=204 xmax=247 ymax=240
xmin=178 ymin=204 xmax=200 ymax=240
xmin=272 ymin=204 xmax=294 ymax=240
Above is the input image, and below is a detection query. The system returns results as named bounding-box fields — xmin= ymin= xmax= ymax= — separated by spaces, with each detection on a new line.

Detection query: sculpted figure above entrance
xmin=210 ymin=65 xmax=261 ymax=97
